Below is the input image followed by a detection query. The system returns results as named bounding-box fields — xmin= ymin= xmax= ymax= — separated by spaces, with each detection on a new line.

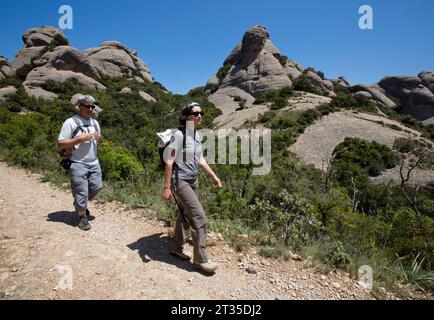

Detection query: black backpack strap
xmin=179 ymin=127 xmax=197 ymax=163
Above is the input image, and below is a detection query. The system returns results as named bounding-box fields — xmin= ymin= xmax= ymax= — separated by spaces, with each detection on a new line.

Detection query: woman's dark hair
xmin=179 ymin=102 xmax=200 ymax=127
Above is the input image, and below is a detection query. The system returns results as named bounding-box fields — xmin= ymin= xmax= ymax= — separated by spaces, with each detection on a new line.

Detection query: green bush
xmin=293 ymin=75 xmax=322 ymax=95
xmin=258 ymin=111 xmax=276 ymax=123
xmin=0 ymin=111 xmax=56 ymax=168
xmin=273 ymin=54 xmax=288 ymax=67
xmin=332 ymin=137 xmax=398 ymax=177
xmin=330 ymin=92 xmax=378 ymax=113
xmin=307 ymin=239 xmax=352 ymax=267
xmin=0 ymin=76 xmax=21 ymax=89
xmin=98 ymin=141 xmax=144 ymax=181
xmin=15 ymin=64 xmax=33 ymax=81
xmin=216 ymin=64 xmax=233 ymax=83
xmin=254 ymin=86 xmax=293 ymax=106
xmin=251 ymin=191 xmax=321 ymax=249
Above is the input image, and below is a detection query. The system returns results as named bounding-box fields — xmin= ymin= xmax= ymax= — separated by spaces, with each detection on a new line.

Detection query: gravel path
xmin=0 ymin=161 xmax=426 ymax=300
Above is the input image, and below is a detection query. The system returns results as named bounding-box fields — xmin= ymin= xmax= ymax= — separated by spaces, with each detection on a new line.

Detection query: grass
xmin=385 ymin=254 xmax=434 ymax=291
xmin=259 ymin=245 xmax=290 ymax=260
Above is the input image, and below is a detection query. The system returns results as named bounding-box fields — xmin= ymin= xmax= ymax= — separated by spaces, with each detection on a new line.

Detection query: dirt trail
xmin=0 ymin=161 xmax=426 ymax=300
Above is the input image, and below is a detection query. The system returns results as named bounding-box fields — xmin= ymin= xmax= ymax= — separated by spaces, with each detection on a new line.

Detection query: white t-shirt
xmin=58 ymin=115 xmax=101 ymax=164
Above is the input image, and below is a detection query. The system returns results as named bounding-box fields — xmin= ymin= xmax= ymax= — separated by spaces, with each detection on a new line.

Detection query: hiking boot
xmin=194 ymin=260 xmax=218 ymax=273
xmin=170 ymin=250 xmax=191 ymax=261
xmin=74 ymin=202 xmax=93 ymax=220
xmin=77 ymin=215 xmax=91 ymax=231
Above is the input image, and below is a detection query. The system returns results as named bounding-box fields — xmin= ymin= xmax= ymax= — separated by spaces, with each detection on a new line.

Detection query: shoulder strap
xmin=91 ymin=118 xmax=100 ymax=132
xmin=71 ymin=115 xmax=85 ymax=138
xmin=178 ymin=127 xmax=197 ymax=163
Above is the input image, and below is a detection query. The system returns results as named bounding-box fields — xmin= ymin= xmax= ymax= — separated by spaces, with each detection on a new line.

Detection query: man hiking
xmin=58 ymin=95 xmax=103 ymax=231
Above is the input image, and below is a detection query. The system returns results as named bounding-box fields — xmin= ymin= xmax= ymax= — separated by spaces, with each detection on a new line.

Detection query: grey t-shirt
xmin=58 ymin=115 xmax=101 ymax=165
xmin=168 ymin=129 xmax=202 ymax=180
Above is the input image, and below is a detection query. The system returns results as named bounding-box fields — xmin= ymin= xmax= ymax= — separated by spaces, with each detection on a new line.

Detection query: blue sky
xmin=0 ymin=0 xmax=433 ymax=94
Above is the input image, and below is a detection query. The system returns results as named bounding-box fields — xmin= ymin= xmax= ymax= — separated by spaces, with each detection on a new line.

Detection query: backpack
xmin=156 ymin=128 xmax=196 ymax=170
xmin=58 ymin=116 xmax=96 ymax=169
xmin=157 ymin=129 xmax=177 ymax=170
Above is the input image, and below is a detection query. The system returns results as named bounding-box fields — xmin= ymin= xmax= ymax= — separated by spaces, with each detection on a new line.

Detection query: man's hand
xmin=78 ymin=133 xmax=94 ymax=143
xmin=93 ymin=132 xmax=102 ymax=144
xmin=162 ymin=188 xmax=173 ymax=201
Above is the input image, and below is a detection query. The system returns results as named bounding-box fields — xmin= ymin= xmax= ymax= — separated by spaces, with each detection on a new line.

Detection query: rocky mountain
xmin=84 ymin=41 xmax=153 ymax=83
xmin=349 ymin=72 xmax=434 ymax=125
xmin=4 ymin=26 xmax=154 ymax=101
xmin=207 ymin=25 xmax=434 ymax=127
xmin=206 ymin=25 xmax=341 ymax=128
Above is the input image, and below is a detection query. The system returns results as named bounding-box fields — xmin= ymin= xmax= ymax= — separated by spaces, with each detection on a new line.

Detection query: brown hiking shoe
xmin=194 ymin=260 xmax=218 ymax=273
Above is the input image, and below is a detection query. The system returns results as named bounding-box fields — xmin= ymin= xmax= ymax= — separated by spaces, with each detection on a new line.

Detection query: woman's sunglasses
xmin=190 ymin=111 xmax=205 ymax=117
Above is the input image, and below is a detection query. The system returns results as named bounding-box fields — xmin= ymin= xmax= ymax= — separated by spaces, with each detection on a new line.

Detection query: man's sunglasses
xmin=81 ymin=104 xmax=96 ymax=110
xmin=190 ymin=111 xmax=204 ymax=117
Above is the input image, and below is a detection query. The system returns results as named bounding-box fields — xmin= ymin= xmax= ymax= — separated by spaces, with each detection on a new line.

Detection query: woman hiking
xmin=162 ymin=102 xmax=222 ymax=274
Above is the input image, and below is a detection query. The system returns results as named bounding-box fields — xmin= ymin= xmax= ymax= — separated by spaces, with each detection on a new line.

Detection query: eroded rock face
xmin=378 ymin=75 xmax=434 ymax=123
xmin=351 ymin=84 xmax=397 ymax=108
xmin=11 ymin=26 xmax=69 ymax=71
xmin=24 ymin=68 xmax=106 ymax=92
xmin=0 ymin=56 xmax=13 ymax=79
xmin=37 ymin=46 xmax=102 ymax=81
xmin=23 ymin=45 xmax=106 ymax=99
xmin=0 ymin=86 xmax=17 ymax=100
xmin=333 ymin=77 xmax=351 ymax=88
xmin=305 ymin=71 xmax=335 ymax=95
xmin=207 ymin=25 xmax=300 ymax=121
xmin=208 ymin=25 xmax=294 ymax=98
xmin=23 ymin=85 xmax=58 ymax=101
xmin=85 ymin=41 xmax=153 ymax=82
xmin=22 ymin=26 xmax=69 ymax=48
xmin=418 ymin=71 xmax=434 ymax=93
xmin=350 ymin=72 xmax=434 ymax=124
xmin=9 ymin=27 xmax=156 ymax=101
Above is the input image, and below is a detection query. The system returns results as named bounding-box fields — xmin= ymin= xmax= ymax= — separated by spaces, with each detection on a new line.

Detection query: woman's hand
xmin=162 ymin=188 xmax=173 ymax=201
xmin=212 ymin=176 xmax=222 ymax=188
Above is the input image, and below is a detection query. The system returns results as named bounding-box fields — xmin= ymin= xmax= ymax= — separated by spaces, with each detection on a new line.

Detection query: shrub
xmin=0 ymin=76 xmax=21 ymax=89
xmin=254 ymin=86 xmax=293 ymax=106
xmin=216 ymin=64 xmax=233 ymax=83
xmin=332 ymin=137 xmax=398 ymax=177
xmin=273 ymin=54 xmax=288 ymax=67
xmin=293 ymin=75 xmax=322 ymax=95
xmin=307 ymin=239 xmax=352 ymax=267
xmin=330 ymin=92 xmax=377 ymax=113
xmin=270 ymin=96 xmax=288 ymax=110
xmin=386 ymin=253 xmax=434 ymax=290
xmin=15 ymin=64 xmax=33 ymax=81
xmin=258 ymin=111 xmax=276 ymax=123
xmin=98 ymin=141 xmax=144 ymax=181
xmin=250 ymin=191 xmax=321 ymax=249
